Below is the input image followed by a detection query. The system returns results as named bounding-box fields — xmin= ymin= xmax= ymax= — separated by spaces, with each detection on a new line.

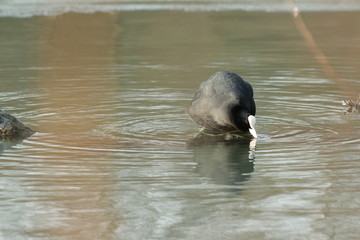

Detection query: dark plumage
xmin=186 ymin=71 xmax=257 ymax=138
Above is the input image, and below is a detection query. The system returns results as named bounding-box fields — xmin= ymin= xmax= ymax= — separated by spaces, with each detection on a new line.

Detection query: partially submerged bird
xmin=186 ymin=71 xmax=257 ymax=138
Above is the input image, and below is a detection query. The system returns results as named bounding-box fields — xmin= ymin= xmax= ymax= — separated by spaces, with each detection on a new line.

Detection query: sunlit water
xmin=1 ymin=1 xmax=360 ymax=239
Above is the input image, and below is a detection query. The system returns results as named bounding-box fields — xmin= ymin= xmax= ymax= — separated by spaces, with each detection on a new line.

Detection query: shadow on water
xmin=187 ymin=135 xmax=256 ymax=189
xmin=0 ymin=139 xmax=23 ymax=156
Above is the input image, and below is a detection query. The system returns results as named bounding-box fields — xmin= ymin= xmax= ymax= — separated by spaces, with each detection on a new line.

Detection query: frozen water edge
xmin=1 ymin=1 xmax=360 ymax=17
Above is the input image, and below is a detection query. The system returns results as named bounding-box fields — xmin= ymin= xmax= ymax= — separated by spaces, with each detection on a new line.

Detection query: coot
xmin=186 ymin=71 xmax=257 ymax=138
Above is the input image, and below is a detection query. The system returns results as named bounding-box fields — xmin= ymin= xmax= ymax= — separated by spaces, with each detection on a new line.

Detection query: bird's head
xmin=230 ymin=107 xmax=257 ymax=138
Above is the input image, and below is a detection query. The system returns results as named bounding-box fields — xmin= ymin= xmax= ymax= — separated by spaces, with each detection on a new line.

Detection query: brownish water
xmin=0 ymin=2 xmax=360 ymax=240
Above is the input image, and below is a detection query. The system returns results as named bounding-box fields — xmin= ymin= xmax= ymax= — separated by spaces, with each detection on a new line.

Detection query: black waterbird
xmin=186 ymin=71 xmax=257 ymax=138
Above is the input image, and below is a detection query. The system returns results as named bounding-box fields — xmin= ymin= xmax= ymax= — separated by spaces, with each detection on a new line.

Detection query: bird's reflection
xmin=187 ymin=135 xmax=256 ymax=187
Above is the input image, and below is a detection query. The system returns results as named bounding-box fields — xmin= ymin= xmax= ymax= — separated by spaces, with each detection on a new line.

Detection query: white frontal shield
xmin=248 ymin=115 xmax=257 ymax=138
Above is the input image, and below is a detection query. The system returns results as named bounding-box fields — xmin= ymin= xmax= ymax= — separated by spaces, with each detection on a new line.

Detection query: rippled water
xmin=1 ymin=2 xmax=360 ymax=240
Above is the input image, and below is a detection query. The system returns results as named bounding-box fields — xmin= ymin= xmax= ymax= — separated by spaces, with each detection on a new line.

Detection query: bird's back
xmin=186 ymin=71 xmax=255 ymax=131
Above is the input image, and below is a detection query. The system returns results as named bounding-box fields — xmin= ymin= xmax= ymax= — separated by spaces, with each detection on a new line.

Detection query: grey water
xmin=0 ymin=1 xmax=360 ymax=239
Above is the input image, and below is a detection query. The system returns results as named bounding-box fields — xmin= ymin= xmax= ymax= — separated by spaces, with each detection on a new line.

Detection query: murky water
xmin=1 ymin=1 xmax=360 ymax=239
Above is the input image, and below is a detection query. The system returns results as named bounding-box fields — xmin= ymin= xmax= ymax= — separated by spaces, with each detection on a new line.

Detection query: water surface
xmin=0 ymin=2 xmax=360 ymax=240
